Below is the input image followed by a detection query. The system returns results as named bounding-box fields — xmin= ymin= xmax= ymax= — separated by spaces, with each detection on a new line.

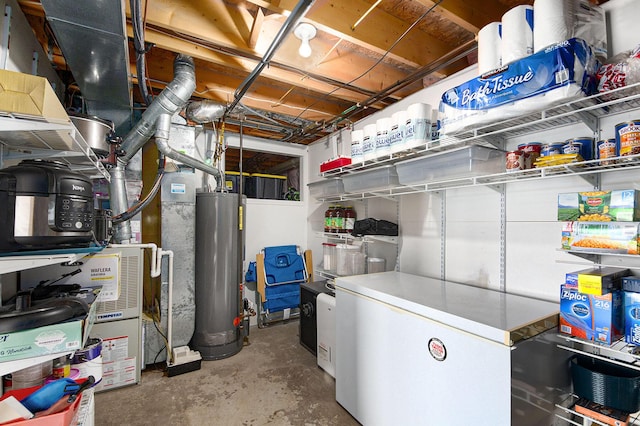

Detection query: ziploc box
xmin=440 ymin=38 xmax=599 ymax=135
xmin=559 ymin=284 xmax=623 ymax=344
xmin=558 ymin=190 xmax=640 ymax=221
xmin=624 ymin=291 xmax=640 ymax=345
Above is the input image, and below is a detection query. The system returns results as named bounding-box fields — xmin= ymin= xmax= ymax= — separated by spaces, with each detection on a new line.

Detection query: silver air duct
xmin=110 ymin=54 xmax=220 ymax=243
xmin=186 ymin=100 xmax=226 ymax=124
xmin=120 ymin=54 xmax=197 ymax=164
xmin=155 ymin=114 xmax=222 ymax=185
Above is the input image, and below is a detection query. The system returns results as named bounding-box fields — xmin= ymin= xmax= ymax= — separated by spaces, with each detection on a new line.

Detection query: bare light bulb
xmin=294 ymin=23 xmax=316 ymax=59
xmin=298 ymin=38 xmax=312 ymax=58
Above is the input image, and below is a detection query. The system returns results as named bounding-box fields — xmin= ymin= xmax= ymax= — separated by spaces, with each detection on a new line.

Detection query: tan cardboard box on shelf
xmin=0 ymin=69 xmax=69 ymax=122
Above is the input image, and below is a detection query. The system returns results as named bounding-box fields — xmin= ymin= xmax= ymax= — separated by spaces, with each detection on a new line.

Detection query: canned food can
xmin=615 ymin=120 xmax=640 ymax=160
xmin=596 ymin=138 xmax=618 ymax=165
xmin=564 ymin=137 xmax=594 ymax=160
xmin=541 ymin=142 xmax=564 ymax=157
xmin=506 ymin=150 xmax=525 ymax=172
xmin=517 ymin=142 xmax=542 ymax=168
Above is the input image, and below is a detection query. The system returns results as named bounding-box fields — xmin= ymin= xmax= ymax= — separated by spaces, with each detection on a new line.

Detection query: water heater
xmin=191 ymin=191 xmax=245 ymax=360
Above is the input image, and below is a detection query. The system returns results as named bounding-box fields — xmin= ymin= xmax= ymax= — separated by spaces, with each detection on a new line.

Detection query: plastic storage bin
xmin=571 ymin=355 xmax=640 ymax=413
xmin=336 ymin=244 xmax=361 ymax=276
xmin=367 ymin=257 xmax=386 ymax=273
xmin=224 ymin=171 xmax=249 ymax=193
xmin=322 ymin=243 xmax=337 ymax=273
xmin=395 ymin=144 xmax=505 ymax=184
xmin=342 ymin=165 xmax=399 ymax=193
xmin=245 ymin=173 xmax=287 ymax=199
xmin=308 ymin=178 xmax=344 ymax=199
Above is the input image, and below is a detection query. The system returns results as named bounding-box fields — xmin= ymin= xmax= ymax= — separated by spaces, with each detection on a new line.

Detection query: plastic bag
xmin=352 ymin=218 xmax=398 ymax=237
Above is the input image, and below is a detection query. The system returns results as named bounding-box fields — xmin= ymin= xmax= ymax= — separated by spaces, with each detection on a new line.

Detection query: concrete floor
xmin=94 ymin=321 xmax=359 ymax=425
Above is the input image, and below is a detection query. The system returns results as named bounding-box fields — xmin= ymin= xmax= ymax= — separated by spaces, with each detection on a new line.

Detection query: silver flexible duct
xmin=155 ymin=114 xmax=222 ymax=187
xmin=119 ymin=54 xmax=197 ymax=164
xmin=110 ymin=54 xmax=201 ymax=243
xmin=186 ymin=100 xmax=226 ymax=124
xmin=108 ymin=165 xmax=132 ymax=243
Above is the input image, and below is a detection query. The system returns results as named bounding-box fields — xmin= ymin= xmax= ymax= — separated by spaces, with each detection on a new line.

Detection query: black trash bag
xmin=352 ymin=218 xmax=398 ymax=237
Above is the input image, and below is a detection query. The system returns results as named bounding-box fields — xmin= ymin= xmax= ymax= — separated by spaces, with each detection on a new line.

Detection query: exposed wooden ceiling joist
xmin=18 ymin=0 xmax=539 ymax=144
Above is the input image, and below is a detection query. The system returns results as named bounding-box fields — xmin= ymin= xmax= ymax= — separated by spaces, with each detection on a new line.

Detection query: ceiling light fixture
xmin=294 ymin=22 xmax=316 ymax=58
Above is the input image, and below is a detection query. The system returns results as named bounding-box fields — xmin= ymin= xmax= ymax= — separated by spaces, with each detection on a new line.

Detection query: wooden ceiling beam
xmin=244 ymin=0 xmax=456 ymax=70
xmin=248 ymin=7 xmax=265 ymax=49
xmin=414 ymin=0 xmax=512 ymax=34
xmin=141 ymin=47 xmax=356 ymax=122
xmin=129 ymin=25 xmax=394 ymax=106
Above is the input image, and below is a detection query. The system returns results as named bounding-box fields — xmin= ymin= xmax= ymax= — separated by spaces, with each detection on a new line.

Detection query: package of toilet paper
xmin=440 ymin=38 xmax=599 ymax=136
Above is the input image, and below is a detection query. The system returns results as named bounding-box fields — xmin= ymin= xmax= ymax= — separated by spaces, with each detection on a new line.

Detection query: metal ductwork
xmin=155 ymin=113 xmax=222 ymax=186
xmin=40 ymin=0 xmax=132 ymax=134
xmin=119 ymin=54 xmax=197 ymax=164
xmin=110 ymin=54 xmax=220 ymax=243
xmin=186 ymin=100 xmax=226 ymax=124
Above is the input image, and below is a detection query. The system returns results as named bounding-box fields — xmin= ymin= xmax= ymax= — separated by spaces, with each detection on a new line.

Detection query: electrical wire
xmin=130 ymin=0 xmax=154 ymax=106
xmin=112 ymin=161 xmax=165 ymax=223
xmin=292 ymin=0 xmax=445 ymax=122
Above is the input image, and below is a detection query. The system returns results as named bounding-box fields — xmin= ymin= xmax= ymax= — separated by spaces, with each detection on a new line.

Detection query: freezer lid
xmin=335 ymin=272 xmax=559 ymax=346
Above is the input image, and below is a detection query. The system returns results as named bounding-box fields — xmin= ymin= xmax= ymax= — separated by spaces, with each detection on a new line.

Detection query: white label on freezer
xmin=428 ymin=338 xmax=447 ymax=361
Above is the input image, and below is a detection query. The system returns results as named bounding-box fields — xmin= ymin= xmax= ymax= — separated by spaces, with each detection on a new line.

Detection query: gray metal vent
xmin=41 ymin=0 xmax=132 ymax=134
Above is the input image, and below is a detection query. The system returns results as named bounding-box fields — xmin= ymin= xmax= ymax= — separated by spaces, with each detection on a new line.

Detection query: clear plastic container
xmin=342 ymin=165 xmax=399 ymax=193
xmin=395 ymin=145 xmax=505 ymax=184
xmin=346 ymin=251 xmax=366 ymax=275
xmin=322 ymin=243 xmax=337 ymax=273
xmin=307 ymin=178 xmax=344 ymax=199
xmin=367 ymin=257 xmax=386 ymax=274
xmin=336 ymin=244 xmax=361 ymax=275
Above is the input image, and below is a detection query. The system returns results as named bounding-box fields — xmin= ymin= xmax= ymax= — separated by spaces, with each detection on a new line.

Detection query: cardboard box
xmin=0 ymin=69 xmax=69 ymax=122
xmin=624 ymin=291 xmax=640 ymax=345
xmin=558 ymin=190 xmax=640 ymax=221
xmin=561 ymin=221 xmax=640 ymax=255
xmin=0 ymin=288 xmax=100 ymax=362
xmin=622 ymin=276 xmax=640 ymax=293
xmin=0 ymin=319 xmax=83 ymax=362
xmin=559 ymin=284 xmax=623 ymax=344
xmin=574 ymin=398 xmax=630 ymax=426
xmin=577 ymin=267 xmax=629 ymax=295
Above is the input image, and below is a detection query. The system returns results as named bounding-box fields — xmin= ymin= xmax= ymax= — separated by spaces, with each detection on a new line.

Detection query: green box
xmin=0 ymin=287 xmax=101 ymax=362
xmin=0 ymin=319 xmax=83 ymax=362
xmin=558 ymin=190 xmax=640 ymax=221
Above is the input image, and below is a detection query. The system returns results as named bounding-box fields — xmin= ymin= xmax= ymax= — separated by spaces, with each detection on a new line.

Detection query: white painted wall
xmin=221 ymin=133 xmax=308 ymax=324
xmin=307 ymin=0 xmax=640 ymax=304
xmin=0 ymin=0 xmax=63 ymax=97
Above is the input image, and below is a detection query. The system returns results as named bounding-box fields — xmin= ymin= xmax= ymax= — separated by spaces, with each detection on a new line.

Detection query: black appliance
xmin=0 ymin=160 xmax=94 ymax=252
xmin=300 ymin=280 xmax=332 ymax=356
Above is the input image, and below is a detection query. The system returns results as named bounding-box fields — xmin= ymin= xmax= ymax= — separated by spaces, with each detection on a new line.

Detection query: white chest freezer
xmin=335 ymin=272 xmax=571 ymax=426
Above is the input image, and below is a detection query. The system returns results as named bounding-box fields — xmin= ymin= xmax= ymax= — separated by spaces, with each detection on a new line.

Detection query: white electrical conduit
xmin=110 ymin=243 xmax=176 ymax=364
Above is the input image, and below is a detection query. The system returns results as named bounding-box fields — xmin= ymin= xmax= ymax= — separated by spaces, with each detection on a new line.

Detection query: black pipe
xmin=225 ymin=0 xmax=315 ymax=116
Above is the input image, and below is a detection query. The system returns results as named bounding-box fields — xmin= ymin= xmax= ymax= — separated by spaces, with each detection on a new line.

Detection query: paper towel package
xmin=440 ymin=38 xmax=599 ymax=136
xmin=533 ymin=0 xmax=606 ymax=59
xmin=478 ymin=22 xmax=502 ymax=75
xmin=501 ymin=5 xmax=534 ymax=66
